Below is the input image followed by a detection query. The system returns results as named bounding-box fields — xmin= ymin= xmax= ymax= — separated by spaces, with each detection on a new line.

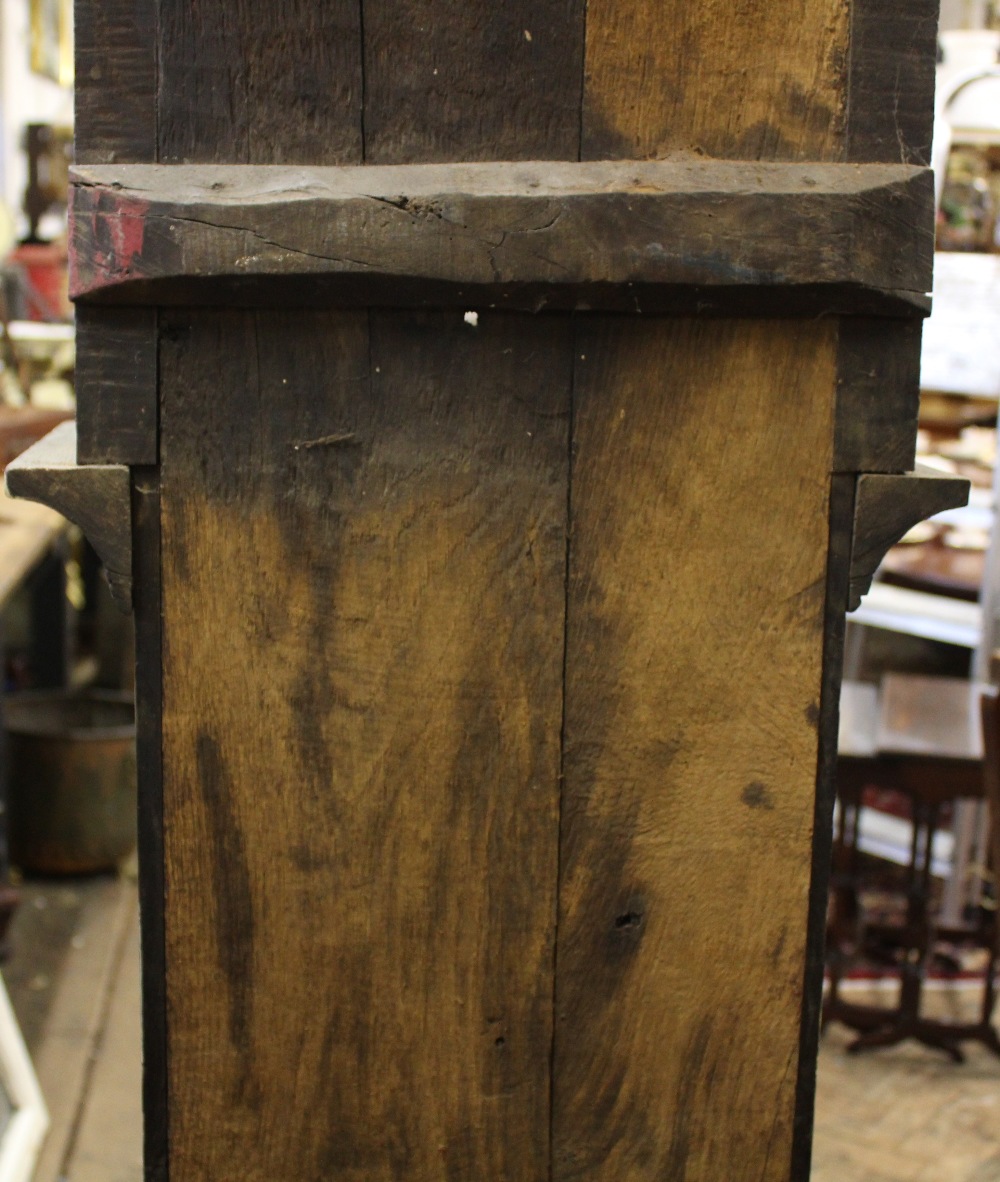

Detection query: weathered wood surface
xmin=68 ymin=0 xmax=941 ymax=1178
xmin=581 ymin=0 xmax=848 ymax=161
xmin=74 ymin=307 xmax=158 ymax=466
xmin=552 ymin=319 xmax=838 ymax=1181
xmin=364 ymin=0 xmax=585 ymax=163
xmin=74 ymin=2 xmax=164 ymax=1172
xmin=74 ymin=0 xmax=159 ymax=468
xmin=158 ymin=0 xmax=363 ymax=166
xmin=847 ymin=0 xmax=941 ymax=165
xmin=69 ymin=161 xmax=933 ymax=312
xmin=5 ymin=423 xmax=133 ymax=612
xmin=791 ymin=470 xmax=855 ymax=1180
xmin=160 ymin=308 xmax=570 ymax=1180
xmin=849 ymin=467 xmax=971 ymax=610
xmin=74 ymin=0 xmax=156 ymax=165
xmin=834 ymin=319 xmax=923 ymax=475
xmin=131 ymin=468 xmax=167 ymax=1182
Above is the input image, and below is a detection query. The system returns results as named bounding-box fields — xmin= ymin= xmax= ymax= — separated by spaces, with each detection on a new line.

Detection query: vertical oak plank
xmin=789 ymin=471 xmax=856 ymax=1180
xmin=157 ymin=0 xmax=363 ymax=165
xmin=74 ymin=3 xmax=164 ymax=1175
xmin=581 ymin=0 xmax=849 ymax=161
xmin=75 ymin=308 xmax=158 ymax=466
xmin=847 ymin=0 xmax=940 ymax=165
xmin=74 ymin=0 xmax=159 ymax=465
xmin=362 ymin=0 xmax=585 ymax=163
xmin=552 ymin=319 xmax=838 ymax=1181
xmin=160 ymin=309 xmax=570 ymax=1179
xmin=74 ymin=0 xmax=156 ymax=165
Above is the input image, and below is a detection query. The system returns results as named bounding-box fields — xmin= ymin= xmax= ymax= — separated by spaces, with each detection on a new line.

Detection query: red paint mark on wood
xmin=69 ymin=188 xmax=150 ymax=299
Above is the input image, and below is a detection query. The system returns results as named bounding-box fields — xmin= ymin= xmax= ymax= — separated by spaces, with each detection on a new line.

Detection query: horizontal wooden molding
xmin=70 ymin=160 xmax=934 ymax=315
xmin=5 ymin=422 xmax=133 ymax=613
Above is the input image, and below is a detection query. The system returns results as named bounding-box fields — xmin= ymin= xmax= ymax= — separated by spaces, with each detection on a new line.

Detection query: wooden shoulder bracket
xmin=848 ymin=466 xmax=970 ymax=611
xmin=70 ymin=159 xmax=933 ymax=316
xmin=5 ymin=422 xmax=133 ymax=614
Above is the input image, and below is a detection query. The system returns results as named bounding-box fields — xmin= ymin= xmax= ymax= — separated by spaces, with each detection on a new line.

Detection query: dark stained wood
xmin=834 ymin=318 xmax=924 ymax=474
xmin=790 ymin=471 xmax=855 ymax=1180
xmin=847 ymin=0 xmax=941 ymax=165
xmin=84 ymin=0 xmax=939 ymax=1176
xmin=979 ymin=690 xmax=1000 ymax=914
xmin=363 ymin=0 xmax=585 ymax=163
xmin=848 ymin=467 xmax=970 ymax=610
xmin=5 ymin=422 xmax=133 ymax=612
xmin=68 ymin=161 xmax=934 ymax=312
xmin=74 ymin=307 xmax=158 ymax=466
xmin=74 ymin=0 xmax=159 ymax=470
xmin=160 ymin=308 xmax=569 ymax=1179
xmin=552 ymin=318 xmax=838 ymax=1182
xmin=132 ymin=467 xmax=168 ymax=1182
xmin=157 ymin=0 xmax=363 ymax=166
xmin=581 ymin=0 xmax=848 ymax=162
xmin=74 ymin=0 xmax=156 ymax=165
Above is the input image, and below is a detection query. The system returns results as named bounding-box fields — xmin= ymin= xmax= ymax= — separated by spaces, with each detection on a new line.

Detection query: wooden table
xmin=880 ymin=538 xmax=983 ymax=602
xmin=0 ymin=488 xmax=67 ymax=610
xmin=829 ymin=676 xmax=999 ymax=1061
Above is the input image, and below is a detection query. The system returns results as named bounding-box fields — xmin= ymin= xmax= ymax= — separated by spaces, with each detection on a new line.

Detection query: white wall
xmin=0 ymin=0 xmax=72 ymax=239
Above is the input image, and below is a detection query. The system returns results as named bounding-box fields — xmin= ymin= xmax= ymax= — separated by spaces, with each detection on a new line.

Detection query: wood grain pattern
xmin=849 ymin=467 xmax=970 ymax=609
xmin=131 ymin=467 xmax=168 ymax=1182
xmin=68 ymin=161 xmax=933 ymax=313
xmin=363 ymin=0 xmax=584 ymax=163
xmin=581 ymin=0 xmax=849 ymax=161
xmin=790 ymin=470 xmax=855 ymax=1179
xmin=847 ymin=0 xmax=940 ymax=165
xmin=160 ymin=308 xmax=570 ymax=1180
xmin=74 ymin=0 xmax=156 ymax=165
xmin=834 ymin=319 xmax=924 ymax=475
xmin=157 ymin=0 xmax=363 ymax=165
xmin=552 ymin=319 xmax=838 ymax=1182
xmin=74 ymin=308 xmax=158 ymax=466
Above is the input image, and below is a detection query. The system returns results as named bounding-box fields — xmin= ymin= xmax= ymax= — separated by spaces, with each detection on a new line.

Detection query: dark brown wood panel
xmin=160 ymin=308 xmax=570 ymax=1180
xmin=74 ymin=0 xmax=156 ymax=164
xmin=849 ymin=467 xmax=970 ymax=609
xmin=790 ymin=470 xmax=855 ymax=1180
xmin=158 ymin=0 xmax=363 ymax=165
xmin=362 ymin=0 xmax=585 ymax=163
xmin=68 ymin=161 xmax=933 ymax=312
xmin=834 ymin=318 xmax=924 ymax=475
xmin=74 ymin=307 xmax=158 ymax=465
xmin=581 ymin=0 xmax=849 ymax=161
xmin=552 ymin=319 xmax=838 ymax=1182
xmin=132 ymin=467 xmax=168 ymax=1182
xmin=847 ymin=0 xmax=940 ymax=165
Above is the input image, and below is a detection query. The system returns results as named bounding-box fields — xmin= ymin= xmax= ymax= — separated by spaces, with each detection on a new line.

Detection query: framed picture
xmin=0 ymin=975 xmax=48 ymax=1182
xmin=30 ymin=0 xmax=72 ymax=87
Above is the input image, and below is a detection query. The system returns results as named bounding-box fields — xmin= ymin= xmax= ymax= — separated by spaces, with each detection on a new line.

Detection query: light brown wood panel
xmin=552 ymin=319 xmax=838 ymax=1181
xmin=582 ymin=0 xmax=849 ymax=161
xmin=161 ymin=309 xmax=571 ymax=1180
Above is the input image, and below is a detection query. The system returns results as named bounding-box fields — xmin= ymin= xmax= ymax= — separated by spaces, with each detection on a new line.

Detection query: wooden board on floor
xmin=66 ymin=903 xmax=143 ymax=1182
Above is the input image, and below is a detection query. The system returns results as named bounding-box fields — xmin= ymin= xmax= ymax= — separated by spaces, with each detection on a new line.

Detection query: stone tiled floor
xmin=6 ymin=877 xmax=1000 ymax=1180
xmin=813 ymin=982 xmax=1000 ymax=1181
